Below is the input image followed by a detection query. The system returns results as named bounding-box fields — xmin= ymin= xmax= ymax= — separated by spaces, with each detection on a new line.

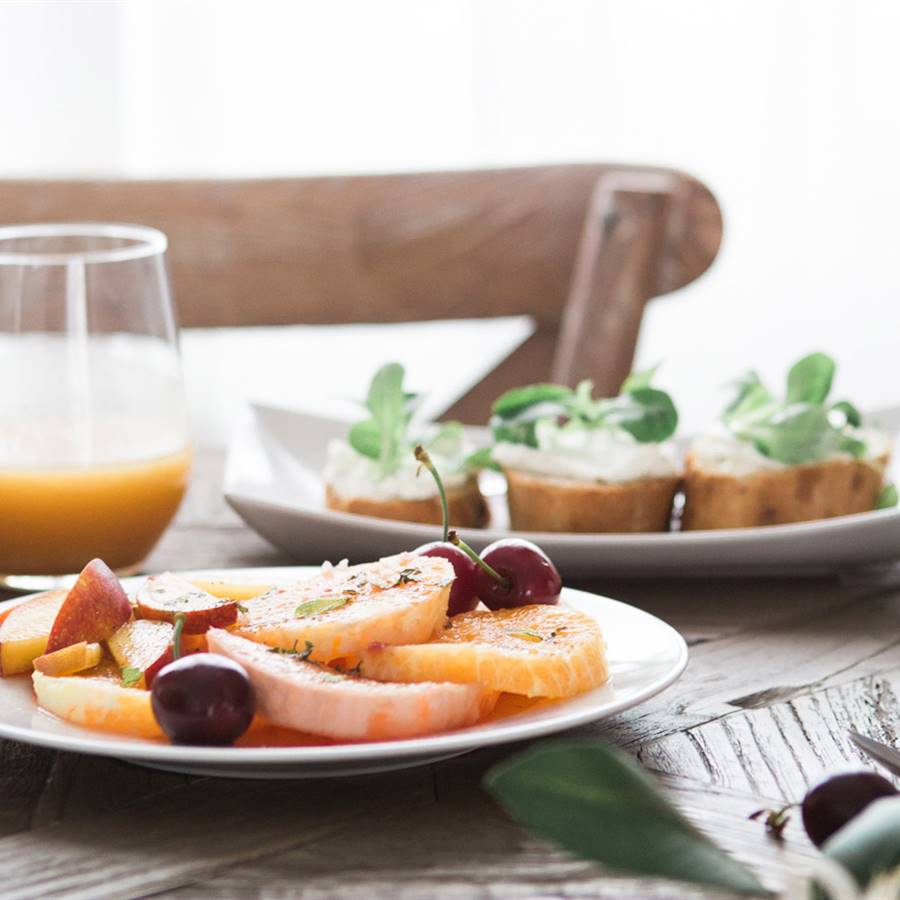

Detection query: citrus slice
xmin=232 ymin=554 xmax=453 ymax=663
xmin=208 ymin=628 xmax=496 ymax=741
xmin=359 ymin=604 xmax=607 ymax=698
xmin=33 ymin=666 xmax=163 ymax=739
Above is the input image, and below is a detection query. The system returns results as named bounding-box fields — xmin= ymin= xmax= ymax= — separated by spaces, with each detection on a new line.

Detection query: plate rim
xmin=0 ymin=567 xmax=688 ymax=767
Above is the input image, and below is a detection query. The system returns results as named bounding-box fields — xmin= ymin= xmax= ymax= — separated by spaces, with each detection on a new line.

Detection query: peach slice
xmin=136 ymin=572 xmax=238 ymax=633
xmin=107 ymin=619 xmax=174 ymax=688
xmin=0 ymin=590 xmax=68 ymax=676
xmin=33 ymin=670 xmax=163 ymax=739
xmin=190 ymin=579 xmax=272 ymax=602
xmin=46 ymin=559 xmax=132 ymax=653
xmin=34 ymin=641 xmax=103 ymax=676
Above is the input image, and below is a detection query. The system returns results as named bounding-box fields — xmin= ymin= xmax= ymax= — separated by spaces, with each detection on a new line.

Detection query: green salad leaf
xmin=786 ymin=351 xmax=835 ymax=405
xmin=488 ymin=369 xmax=678 ymax=446
xmin=723 ymin=353 xmax=869 ymax=466
xmin=484 ymin=740 xmax=768 ymax=896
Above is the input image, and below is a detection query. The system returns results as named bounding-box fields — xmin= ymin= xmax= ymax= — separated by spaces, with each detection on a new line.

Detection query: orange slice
xmin=359 ymin=604 xmax=607 ymax=698
xmin=232 ymin=554 xmax=453 ymax=663
xmin=33 ymin=665 xmax=163 ymax=739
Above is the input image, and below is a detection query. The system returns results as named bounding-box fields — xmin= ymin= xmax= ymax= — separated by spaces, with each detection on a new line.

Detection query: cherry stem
xmin=414 ymin=444 xmax=449 ymax=542
xmin=448 ymin=530 xmax=512 ymax=591
xmin=172 ymin=613 xmax=186 ymax=660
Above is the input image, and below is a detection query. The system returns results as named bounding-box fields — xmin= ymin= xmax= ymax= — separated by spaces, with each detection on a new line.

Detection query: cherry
xmin=412 ymin=444 xmax=562 ymax=614
xmin=801 ymin=771 xmax=897 ymax=847
xmin=151 ymin=654 xmax=255 ymax=745
xmin=476 ymin=538 xmax=562 ymax=609
xmin=415 ymin=541 xmax=480 ymax=615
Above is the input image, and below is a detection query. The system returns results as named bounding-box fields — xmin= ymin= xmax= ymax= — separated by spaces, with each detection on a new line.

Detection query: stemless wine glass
xmin=0 ymin=223 xmax=191 ymax=590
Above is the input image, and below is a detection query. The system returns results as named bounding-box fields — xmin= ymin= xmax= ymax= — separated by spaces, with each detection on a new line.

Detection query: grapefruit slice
xmin=232 ymin=553 xmax=453 ymax=663
xmin=33 ymin=665 xmax=163 ymax=739
xmin=208 ymin=628 xmax=496 ymax=741
xmin=359 ymin=604 xmax=607 ymax=698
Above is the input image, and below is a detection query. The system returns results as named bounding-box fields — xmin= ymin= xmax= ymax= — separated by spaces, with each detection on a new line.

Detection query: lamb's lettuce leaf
xmin=488 ymin=369 xmax=678 ymax=446
xmin=722 ymin=353 xmax=869 ymax=466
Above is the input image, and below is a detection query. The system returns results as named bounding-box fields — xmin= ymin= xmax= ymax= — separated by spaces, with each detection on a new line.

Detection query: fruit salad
xmin=2 ymin=448 xmax=607 ymax=747
xmin=4 ymin=553 xmax=607 ymax=746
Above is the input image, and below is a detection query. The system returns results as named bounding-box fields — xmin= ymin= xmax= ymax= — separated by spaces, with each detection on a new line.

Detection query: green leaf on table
xmin=484 ymin=740 xmax=768 ymax=896
xmin=822 ymin=797 xmax=900 ymax=892
xmin=786 ymin=352 xmax=836 ymax=405
xmin=877 ymin=483 xmax=899 ymax=510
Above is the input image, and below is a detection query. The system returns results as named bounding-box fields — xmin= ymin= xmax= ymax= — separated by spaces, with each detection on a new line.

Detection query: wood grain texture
xmin=1 ymin=450 xmax=899 ymax=898
xmin=0 ymin=165 xmax=721 ymax=419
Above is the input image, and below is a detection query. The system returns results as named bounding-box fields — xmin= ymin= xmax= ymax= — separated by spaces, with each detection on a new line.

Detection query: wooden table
xmin=3 ymin=449 xmax=899 ymax=898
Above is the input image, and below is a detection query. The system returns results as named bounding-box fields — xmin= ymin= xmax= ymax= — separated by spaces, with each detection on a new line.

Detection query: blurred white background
xmin=1 ymin=0 xmax=898 ymax=430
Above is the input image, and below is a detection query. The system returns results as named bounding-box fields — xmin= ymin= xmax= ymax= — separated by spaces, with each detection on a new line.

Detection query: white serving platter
xmin=224 ymin=405 xmax=900 ymax=577
xmin=0 ymin=567 xmax=687 ymax=780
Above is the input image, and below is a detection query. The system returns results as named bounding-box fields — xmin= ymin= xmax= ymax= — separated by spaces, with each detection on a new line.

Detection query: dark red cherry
xmin=476 ymin=538 xmax=562 ymax=610
xmin=416 ymin=541 xmax=480 ymax=615
xmin=801 ymin=771 xmax=898 ymax=847
xmin=151 ymin=654 xmax=254 ymax=745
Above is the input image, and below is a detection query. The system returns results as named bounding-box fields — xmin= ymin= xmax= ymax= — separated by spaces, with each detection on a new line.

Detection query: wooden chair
xmin=0 ymin=165 xmax=721 ymax=422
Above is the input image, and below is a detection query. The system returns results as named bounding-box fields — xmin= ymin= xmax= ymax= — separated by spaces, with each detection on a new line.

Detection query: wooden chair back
xmin=0 ymin=164 xmax=722 ymax=421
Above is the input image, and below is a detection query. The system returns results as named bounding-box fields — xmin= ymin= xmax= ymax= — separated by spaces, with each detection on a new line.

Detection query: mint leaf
xmin=120 ymin=666 xmax=142 ymax=687
xmin=877 ymin=483 xmax=898 ymax=510
xmin=295 ymin=596 xmax=349 ymax=618
xmin=484 ymin=741 xmax=767 ymax=895
xmin=786 ymin=352 xmax=835 ymax=405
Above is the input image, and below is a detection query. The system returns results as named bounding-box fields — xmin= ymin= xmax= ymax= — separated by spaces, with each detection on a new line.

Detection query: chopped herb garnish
xmin=268 ymin=640 xmax=314 ymax=660
xmin=394 ymin=568 xmax=420 ymax=586
xmin=236 ymin=603 xmax=249 ymax=614
xmin=509 ymin=630 xmax=543 ymax=642
xmin=295 ymin=596 xmax=349 ymax=618
xmin=121 ymin=666 xmax=143 ymax=687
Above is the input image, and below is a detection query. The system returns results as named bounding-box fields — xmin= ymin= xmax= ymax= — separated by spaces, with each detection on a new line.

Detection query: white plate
xmin=224 ymin=405 xmax=900 ymax=577
xmin=0 ymin=567 xmax=686 ymax=779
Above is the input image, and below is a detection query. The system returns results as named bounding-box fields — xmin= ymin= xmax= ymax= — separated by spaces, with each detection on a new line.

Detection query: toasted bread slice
xmin=682 ymin=452 xmax=889 ymax=530
xmin=325 ymin=476 xmax=487 ymax=528
xmin=503 ymin=468 xmax=679 ymax=533
xmin=231 ymin=553 xmax=453 ymax=663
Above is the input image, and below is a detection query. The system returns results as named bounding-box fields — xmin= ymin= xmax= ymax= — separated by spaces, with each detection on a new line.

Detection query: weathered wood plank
xmin=0 ymin=768 xmax=436 ymax=900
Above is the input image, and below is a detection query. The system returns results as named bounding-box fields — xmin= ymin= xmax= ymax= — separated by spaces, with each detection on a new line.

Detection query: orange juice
xmin=0 ymin=448 xmax=191 ymax=575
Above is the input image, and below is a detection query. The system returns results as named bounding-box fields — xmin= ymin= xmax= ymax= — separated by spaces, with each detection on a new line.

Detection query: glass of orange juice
xmin=0 ymin=223 xmax=191 ymax=589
